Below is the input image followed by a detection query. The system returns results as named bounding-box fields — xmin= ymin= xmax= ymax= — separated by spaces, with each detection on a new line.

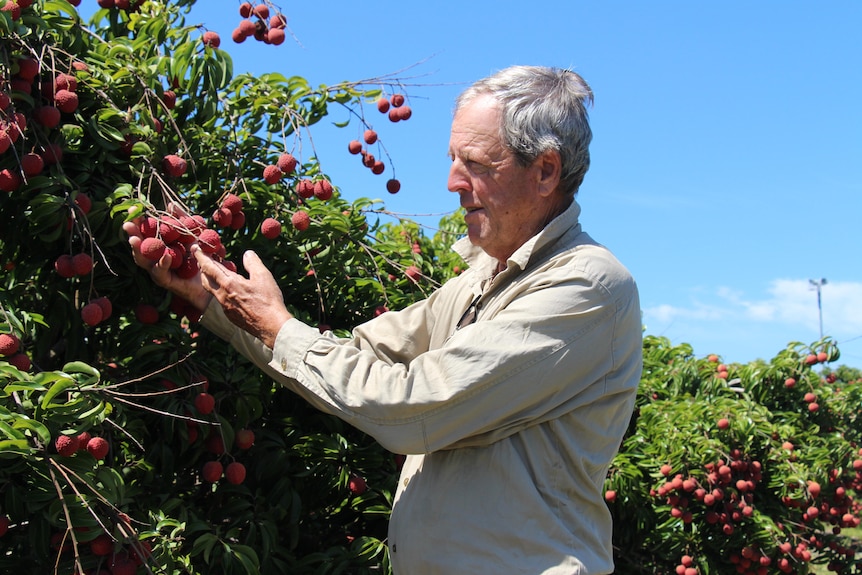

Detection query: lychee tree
xmin=2 ymin=2 xmax=862 ymax=575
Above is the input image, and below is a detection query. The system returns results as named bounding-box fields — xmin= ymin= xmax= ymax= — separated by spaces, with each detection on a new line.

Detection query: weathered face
xmin=447 ymin=95 xmax=558 ymax=263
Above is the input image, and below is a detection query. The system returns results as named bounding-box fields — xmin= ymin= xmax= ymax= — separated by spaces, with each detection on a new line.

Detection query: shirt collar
xmin=453 ymin=198 xmax=582 ymax=281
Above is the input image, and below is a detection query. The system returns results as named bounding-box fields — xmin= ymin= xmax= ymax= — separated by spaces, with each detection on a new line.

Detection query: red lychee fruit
xmin=140 ymin=236 xmax=167 ymax=261
xmin=238 ymin=1 xmax=252 ymax=17
xmin=54 ymin=254 xmax=75 ymax=278
xmin=54 ymin=89 xmax=79 ymax=113
xmin=225 ymin=461 xmax=247 ymax=485
xmin=0 ymin=168 xmax=21 ymax=192
xmin=267 ymin=28 xmax=285 ymax=45
xmin=21 ymin=153 xmax=44 ymax=177
xmin=16 ymin=57 xmax=39 ymax=81
xmin=71 ymin=253 xmax=93 ymax=275
xmin=816 ymin=351 xmax=828 ymax=363
xmin=347 ymin=140 xmax=362 ymax=155
xmin=229 ymin=210 xmax=246 ymax=230
xmin=371 ymin=160 xmax=385 ymax=175
xmin=212 ymin=206 xmax=233 ymax=228
xmin=237 ymin=19 xmax=256 ymax=37
xmin=197 ymin=228 xmax=222 ymax=254
xmin=92 ymin=296 xmax=112 ymax=320
xmin=290 ymin=211 xmax=310 ymax=232
xmin=386 ymin=178 xmax=401 ymax=194
xmin=232 ymin=27 xmax=248 ymax=43
xmin=55 ymin=434 xmax=80 ymax=457
xmin=376 ymin=97 xmax=391 ymax=113
xmin=76 ymin=431 xmax=91 ymax=449
xmin=405 ymin=265 xmax=421 ymax=282
xmin=81 ymin=302 xmax=104 ymax=326
xmin=162 ymin=154 xmax=187 ymax=177
xmin=391 ymin=94 xmax=405 ymax=107
xmin=313 ymin=179 xmax=333 ymax=201
xmin=235 ymin=429 xmax=255 ymax=450
xmin=54 ymin=73 xmax=78 ymax=92
xmin=363 ymin=129 xmax=378 ymax=145
xmin=1 ymin=2 xmax=22 ymax=22
xmin=202 ymin=31 xmax=221 ymax=48
xmin=605 ymin=490 xmax=617 ymax=503
xmin=90 ymin=533 xmax=114 ymax=556
xmin=262 ymin=164 xmax=282 ymax=184
xmin=33 ymin=105 xmax=61 ymax=128
xmin=253 ymin=3 xmax=269 ymax=18
xmin=269 ymin=13 xmax=287 ymax=29
xmin=717 ymin=418 xmax=730 ymax=430
xmin=296 ymin=179 xmax=315 ymax=198
xmin=161 ymin=89 xmax=177 ymax=110
xmin=6 ymin=353 xmax=30 ymax=371
xmin=202 ymin=460 xmax=223 ymax=483
xmin=277 ymin=153 xmax=297 ymax=174
xmin=134 ymin=303 xmax=159 ymax=324
xmin=348 ymin=474 xmax=367 ymax=494
xmin=86 ymin=436 xmax=109 ymax=460
xmin=0 ymin=515 xmax=9 ymax=537
xmin=42 ymin=143 xmax=64 ymax=165
xmin=74 ymin=193 xmax=92 ymax=214
xmin=221 ymin=192 xmax=243 ymax=214
xmin=261 ymin=217 xmax=282 ymax=239
xmin=194 ymin=392 xmax=216 ymax=415
xmin=0 ymin=333 xmax=21 ymax=356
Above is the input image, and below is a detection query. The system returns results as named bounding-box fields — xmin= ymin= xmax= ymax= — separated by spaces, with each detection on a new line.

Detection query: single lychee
xmin=135 ymin=303 xmax=159 ymax=325
xmin=202 ymin=460 xmax=223 ymax=483
xmin=81 ymin=302 xmax=104 ymax=326
xmin=54 ymin=73 xmax=78 ymax=92
xmin=225 ymin=461 xmax=247 ymax=485
xmin=363 ymin=129 xmax=378 ymax=145
xmin=74 ymin=193 xmax=92 ymax=214
xmin=0 ymin=2 xmax=22 ymax=22
xmin=269 ymin=13 xmax=287 ymax=29
xmin=313 ymin=179 xmax=333 ymax=201
xmin=0 ymin=333 xmax=21 ymax=356
xmin=16 ymin=57 xmax=39 ymax=81
xmin=235 ymin=429 xmax=255 ymax=450
xmin=386 ymin=178 xmax=401 ymax=194
xmin=376 ymin=97 xmax=390 ymax=113
xmin=348 ymin=474 xmax=367 ymax=494
xmin=371 ymin=160 xmax=385 ymax=175
xmin=194 ymin=392 xmax=216 ymax=415
xmin=347 ymin=140 xmax=362 ymax=155
xmin=290 ymin=211 xmax=310 ymax=232
xmin=54 ymin=89 xmax=79 ymax=114
xmin=71 ymin=252 xmax=93 ymax=276
xmin=6 ymin=353 xmax=30 ymax=371
xmin=76 ymin=431 xmax=91 ymax=449
xmin=0 ymin=169 xmax=21 ymax=192
xmin=221 ymin=192 xmax=243 ymax=214
xmin=202 ymin=31 xmax=221 ymax=48
xmin=212 ymin=206 xmax=233 ymax=228
xmin=405 ymin=265 xmax=421 ymax=282
xmin=197 ymin=228 xmax=222 ymax=254
xmin=141 ymin=237 xmax=167 ymax=261
xmin=162 ymin=154 xmax=187 ymax=178
xmin=33 ymin=105 xmax=61 ymax=128
xmin=253 ymin=3 xmax=269 ymax=18
xmin=161 ymin=89 xmax=177 ymax=110
xmin=296 ymin=179 xmax=315 ymax=198
xmin=90 ymin=533 xmax=114 ymax=556
xmin=54 ymin=254 xmax=74 ymax=278
xmin=261 ymin=217 xmax=282 ymax=239
xmin=238 ymin=1 xmax=252 ymax=17
xmin=277 ymin=153 xmax=297 ymax=175
xmin=86 ymin=436 xmax=109 ymax=460
xmin=229 ymin=210 xmax=246 ymax=230
xmin=267 ymin=28 xmax=285 ymax=45
xmin=20 ymin=153 xmax=44 ymax=177
xmin=262 ymin=164 xmax=281 ymax=184
xmin=55 ymin=434 xmax=80 ymax=457
xmin=0 ymin=515 xmax=9 ymax=537
xmin=391 ymin=94 xmax=405 ymax=107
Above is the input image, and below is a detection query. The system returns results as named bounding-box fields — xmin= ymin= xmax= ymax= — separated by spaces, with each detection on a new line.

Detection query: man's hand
xmin=194 ymin=247 xmax=294 ymax=349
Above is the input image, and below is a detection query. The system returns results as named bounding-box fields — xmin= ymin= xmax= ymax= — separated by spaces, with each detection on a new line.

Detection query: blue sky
xmin=87 ymin=1 xmax=862 ymax=366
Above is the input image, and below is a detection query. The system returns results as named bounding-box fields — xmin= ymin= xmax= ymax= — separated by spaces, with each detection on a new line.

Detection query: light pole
xmin=809 ymin=278 xmax=827 ymax=340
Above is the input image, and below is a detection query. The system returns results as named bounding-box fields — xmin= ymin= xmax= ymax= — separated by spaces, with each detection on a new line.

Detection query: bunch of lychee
xmin=137 ymin=210 xmax=234 ymax=279
xmin=54 ymin=430 xmax=111 ymax=460
xmin=232 ymin=2 xmax=288 ymax=46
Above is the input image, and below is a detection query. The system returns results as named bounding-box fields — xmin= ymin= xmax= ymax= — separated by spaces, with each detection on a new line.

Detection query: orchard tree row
xmin=1 ymin=1 xmax=860 ymax=574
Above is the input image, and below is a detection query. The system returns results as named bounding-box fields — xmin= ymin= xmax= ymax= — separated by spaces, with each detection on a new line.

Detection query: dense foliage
xmin=1 ymin=2 xmax=859 ymax=574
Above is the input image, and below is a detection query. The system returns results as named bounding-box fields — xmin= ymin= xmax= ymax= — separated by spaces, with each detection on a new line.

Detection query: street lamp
xmin=809 ymin=278 xmax=827 ymax=340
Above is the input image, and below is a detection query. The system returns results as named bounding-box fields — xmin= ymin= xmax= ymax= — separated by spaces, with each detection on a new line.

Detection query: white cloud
xmin=642 ymin=279 xmax=862 ymax=362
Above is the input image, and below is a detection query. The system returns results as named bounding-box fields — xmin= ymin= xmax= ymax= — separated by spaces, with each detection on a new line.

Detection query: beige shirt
xmin=201 ymin=200 xmax=642 ymax=574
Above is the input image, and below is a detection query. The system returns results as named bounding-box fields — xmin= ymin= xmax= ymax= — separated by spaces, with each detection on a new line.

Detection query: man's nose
xmin=447 ymin=160 xmax=468 ymax=194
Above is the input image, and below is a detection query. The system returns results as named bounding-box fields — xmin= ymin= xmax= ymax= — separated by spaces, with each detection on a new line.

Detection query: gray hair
xmin=455 ymin=65 xmax=594 ymax=196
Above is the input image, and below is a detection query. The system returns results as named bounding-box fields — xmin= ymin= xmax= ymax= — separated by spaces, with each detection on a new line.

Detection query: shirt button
xmin=280 ymin=358 xmax=287 ymax=370
xmin=403 ymin=477 xmax=409 ymax=487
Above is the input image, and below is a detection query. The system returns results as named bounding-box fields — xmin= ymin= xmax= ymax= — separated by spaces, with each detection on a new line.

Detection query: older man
xmin=126 ymin=65 xmax=642 ymax=574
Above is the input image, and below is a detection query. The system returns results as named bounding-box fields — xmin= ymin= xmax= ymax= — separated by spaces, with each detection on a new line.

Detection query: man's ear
xmin=535 ymin=149 xmax=562 ymax=198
